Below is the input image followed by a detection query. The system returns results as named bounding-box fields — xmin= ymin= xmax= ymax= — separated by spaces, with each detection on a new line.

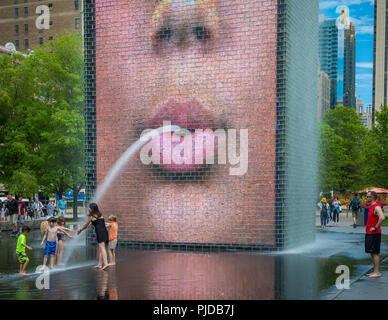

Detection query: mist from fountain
xmin=61 ymin=125 xmax=181 ymax=266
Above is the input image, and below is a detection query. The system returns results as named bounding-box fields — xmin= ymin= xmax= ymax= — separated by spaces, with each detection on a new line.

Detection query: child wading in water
xmin=106 ymin=215 xmax=118 ymax=266
xmin=77 ymin=203 xmax=110 ymax=270
xmin=56 ymin=216 xmax=76 ymax=266
xmin=41 ymin=217 xmax=72 ymax=268
xmin=16 ymin=226 xmax=32 ymax=276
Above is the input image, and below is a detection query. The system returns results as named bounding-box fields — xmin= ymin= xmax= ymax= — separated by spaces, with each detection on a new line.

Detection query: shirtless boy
xmin=41 ymin=217 xmax=73 ymax=268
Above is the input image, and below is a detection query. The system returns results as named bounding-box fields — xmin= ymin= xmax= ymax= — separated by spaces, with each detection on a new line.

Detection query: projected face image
xmin=96 ymin=0 xmax=278 ymax=245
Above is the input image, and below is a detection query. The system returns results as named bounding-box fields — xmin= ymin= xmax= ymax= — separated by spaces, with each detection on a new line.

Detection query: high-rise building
xmin=356 ymin=96 xmax=364 ymax=113
xmin=0 ymin=0 xmax=82 ymax=51
xmin=318 ymin=70 xmax=331 ymax=120
xmin=373 ymin=0 xmax=388 ymax=123
xmin=366 ymin=103 xmax=373 ymax=115
xmin=319 ymin=19 xmax=338 ymax=109
xmin=357 ymin=96 xmax=371 ymax=129
xmin=343 ymin=22 xmax=356 ymax=110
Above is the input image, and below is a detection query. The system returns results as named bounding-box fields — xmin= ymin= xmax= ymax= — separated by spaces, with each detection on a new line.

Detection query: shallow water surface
xmin=0 ymin=229 xmax=386 ymax=299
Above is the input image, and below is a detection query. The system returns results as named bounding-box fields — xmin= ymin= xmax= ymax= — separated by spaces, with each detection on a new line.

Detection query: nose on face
xmin=150 ymin=0 xmax=219 ymax=49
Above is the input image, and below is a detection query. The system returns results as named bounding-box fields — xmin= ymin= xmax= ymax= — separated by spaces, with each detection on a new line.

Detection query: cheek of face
xmin=96 ymin=0 xmax=277 ymax=246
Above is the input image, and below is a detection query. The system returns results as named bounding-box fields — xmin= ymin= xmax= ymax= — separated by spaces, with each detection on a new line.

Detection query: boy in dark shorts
xmin=365 ymin=191 xmax=385 ymax=278
xmin=41 ymin=217 xmax=72 ymax=269
xmin=16 ymin=226 xmax=32 ymax=276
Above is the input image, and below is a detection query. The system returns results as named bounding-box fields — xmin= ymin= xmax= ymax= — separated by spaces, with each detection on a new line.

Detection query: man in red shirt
xmin=365 ymin=191 xmax=385 ymax=278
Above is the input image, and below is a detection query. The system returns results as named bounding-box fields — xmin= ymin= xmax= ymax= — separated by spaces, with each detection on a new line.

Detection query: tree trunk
xmin=73 ymin=188 xmax=78 ymax=220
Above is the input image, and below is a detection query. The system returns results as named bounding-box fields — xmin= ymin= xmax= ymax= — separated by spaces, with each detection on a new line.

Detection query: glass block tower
xmin=84 ymin=0 xmax=318 ymax=250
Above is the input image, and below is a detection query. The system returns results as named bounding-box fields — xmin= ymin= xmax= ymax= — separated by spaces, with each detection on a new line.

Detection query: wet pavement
xmin=0 ymin=228 xmax=387 ymax=300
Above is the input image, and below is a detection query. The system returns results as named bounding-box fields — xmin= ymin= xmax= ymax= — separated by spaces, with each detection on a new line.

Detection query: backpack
xmin=351 ymin=199 xmax=360 ymax=211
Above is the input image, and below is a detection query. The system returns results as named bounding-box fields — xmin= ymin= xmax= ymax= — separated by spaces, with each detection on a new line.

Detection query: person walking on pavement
xmin=18 ymin=196 xmax=26 ymax=235
xmin=47 ymin=200 xmax=55 ymax=217
xmin=349 ymin=193 xmax=362 ymax=228
xmin=332 ymin=197 xmax=341 ymax=225
xmin=57 ymin=195 xmax=67 ymax=217
xmin=33 ymin=198 xmax=43 ymax=219
xmin=365 ymin=191 xmax=385 ymax=278
xmin=328 ymin=199 xmax=334 ymax=222
xmin=318 ymin=198 xmax=329 ymax=228
xmin=4 ymin=194 xmax=19 ymax=237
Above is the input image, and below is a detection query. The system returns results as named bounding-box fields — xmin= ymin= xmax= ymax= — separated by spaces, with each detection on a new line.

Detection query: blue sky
xmin=319 ymin=0 xmax=375 ymax=108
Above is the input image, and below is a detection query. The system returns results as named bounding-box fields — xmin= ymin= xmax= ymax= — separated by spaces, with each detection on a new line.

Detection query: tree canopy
xmin=319 ymin=105 xmax=368 ymax=194
xmin=365 ymin=104 xmax=388 ymax=189
xmin=0 ymin=33 xmax=84 ymax=216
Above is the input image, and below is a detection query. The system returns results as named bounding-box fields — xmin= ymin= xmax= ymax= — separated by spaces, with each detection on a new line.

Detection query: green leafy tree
xmin=366 ymin=105 xmax=388 ymax=189
xmin=0 ymin=33 xmax=85 ymax=218
xmin=319 ymin=105 xmax=368 ymax=193
xmin=318 ymin=124 xmax=348 ymax=194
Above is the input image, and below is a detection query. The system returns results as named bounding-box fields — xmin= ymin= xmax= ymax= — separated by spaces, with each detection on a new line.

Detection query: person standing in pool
xmin=77 ymin=203 xmax=110 ymax=270
xmin=16 ymin=226 xmax=32 ymax=276
xmin=56 ymin=216 xmax=76 ymax=266
xmin=41 ymin=217 xmax=73 ymax=269
xmin=365 ymin=191 xmax=385 ymax=278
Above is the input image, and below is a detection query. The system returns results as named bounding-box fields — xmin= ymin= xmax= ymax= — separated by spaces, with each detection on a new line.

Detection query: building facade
xmin=319 ymin=19 xmax=338 ymax=110
xmin=356 ymin=96 xmax=364 ymax=113
xmin=318 ymin=70 xmax=331 ymax=119
xmin=0 ymin=0 xmax=82 ymax=51
xmin=373 ymin=0 xmax=388 ymax=123
xmin=343 ymin=22 xmax=356 ymax=110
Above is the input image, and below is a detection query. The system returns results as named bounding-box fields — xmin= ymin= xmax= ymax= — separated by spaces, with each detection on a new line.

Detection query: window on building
xmin=24 ymin=7 xmax=28 ymax=18
xmin=48 ymin=3 xmax=53 ymax=8
xmin=75 ymin=17 xmax=80 ymax=30
xmin=75 ymin=0 xmax=79 ymax=10
xmin=49 ymin=36 xmax=53 ymax=40
xmin=14 ymin=0 xmax=19 ymax=4
xmin=14 ymin=8 xmax=19 ymax=18
xmin=15 ymin=25 xmax=19 ymax=36
xmin=24 ymin=39 xmax=29 ymax=50
xmin=24 ymin=24 xmax=28 ymax=34
xmin=15 ymin=40 xmax=19 ymax=50
xmin=39 ymin=28 xmax=43 ymax=34
xmin=24 ymin=0 xmax=28 ymax=2
xmin=39 ymin=37 xmax=43 ymax=45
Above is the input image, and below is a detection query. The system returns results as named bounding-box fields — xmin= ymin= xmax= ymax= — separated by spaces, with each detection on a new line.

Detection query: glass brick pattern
xmin=84 ymin=0 xmax=318 ymax=250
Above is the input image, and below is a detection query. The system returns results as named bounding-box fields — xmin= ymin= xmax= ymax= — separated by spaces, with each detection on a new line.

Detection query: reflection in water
xmin=96 ymin=267 xmax=118 ymax=300
xmin=0 ymin=230 xmax=387 ymax=299
xmin=114 ymin=251 xmax=275 ymax=300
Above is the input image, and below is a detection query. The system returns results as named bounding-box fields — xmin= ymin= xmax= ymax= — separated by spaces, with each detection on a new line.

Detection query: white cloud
xmin=356 ymin=25 xmax=374 ymax=34
xmin=357 ymin=73 xmax=373 ymax=80
xmin=319 ymin=0 xmax=374 ymax=10
xmin=357 ymin=62 xmax=373 ymax=69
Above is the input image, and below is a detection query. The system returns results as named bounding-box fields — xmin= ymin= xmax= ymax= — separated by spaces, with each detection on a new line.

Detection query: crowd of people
xmin=0 ymin=194 xmax=68 ymax=238
xmin=318 ymin=192 xmax=385 ymax=229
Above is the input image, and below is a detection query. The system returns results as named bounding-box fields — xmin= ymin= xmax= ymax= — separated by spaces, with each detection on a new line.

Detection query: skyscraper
xmin=319 ymin=19 xmax=338 ymax=109
xmin=318 ymin=70 xmax=331 ymax=119
xmin=373 ymin=0 xmax=388 ymax=123
xmin=343 ymin=22 xmax=356 ymax=110
xmin=356 ymin=96 xmax=364 ymax=113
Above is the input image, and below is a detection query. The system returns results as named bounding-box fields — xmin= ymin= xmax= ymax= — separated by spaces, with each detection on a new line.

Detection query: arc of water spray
xmin=62 ymin=125 xmax=181 ymax=266
xmin=92 ymin=125 xmax=181 ymax=204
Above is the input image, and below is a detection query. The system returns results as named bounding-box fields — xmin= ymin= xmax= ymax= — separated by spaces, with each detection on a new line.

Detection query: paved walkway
xmin=316 ymin=209 xmax=388 ymax=234
xmin=315 ymin=210 xmax=388 ymax=300
xmin=333 ymin=255 xmax=388 ymax=300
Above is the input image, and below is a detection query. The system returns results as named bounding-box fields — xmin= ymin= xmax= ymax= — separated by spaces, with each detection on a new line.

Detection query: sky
xmin=319 ymin=0 xmax=375 ymax=108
